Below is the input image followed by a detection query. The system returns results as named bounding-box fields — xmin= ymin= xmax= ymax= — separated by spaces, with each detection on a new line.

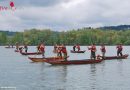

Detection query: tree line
xmin=0 ymin=28 xmax=130 ymax=45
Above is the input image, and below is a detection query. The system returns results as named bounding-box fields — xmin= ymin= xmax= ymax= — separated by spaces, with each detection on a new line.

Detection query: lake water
xmin=0 ymin=46 xmax=130 ymax=90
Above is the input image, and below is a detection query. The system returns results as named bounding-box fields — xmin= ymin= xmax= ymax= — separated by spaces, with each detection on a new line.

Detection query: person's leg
xmin=42 ymin=52 xmax=45 ymax=58
xmin=25 ymin=49 xmax=27 ymax=53
xmin=57 ymin=52 xmax=60 ymax=57
xmin=64 ymin=53 xmax=67 ymax=61
xmin=91 ymin=52 xmax=93 ymax=59
xmin=117 ymin=50 xmax=119 ymax=56
xmin=119 ymin=51 xmax=122 ymax=56
xmin=120 ymin=51 xmax=123 ymax=56
xmin=92 ymin=52 xmax=95 ymax=60
xmin=93 ymin=52 xmax=96 ymax=60
xmin=102 ymin=52 xmax=105 ymax=59
xmin=60 ymin=52 xmax=62 ymax=57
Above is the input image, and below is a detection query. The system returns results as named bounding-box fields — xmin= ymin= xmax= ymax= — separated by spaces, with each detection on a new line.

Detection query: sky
xmin=0 ymin=0 xmax=130 ymax=31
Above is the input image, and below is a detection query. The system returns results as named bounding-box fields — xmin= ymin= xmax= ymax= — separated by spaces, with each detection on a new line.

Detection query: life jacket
xmin=117 ymin=45 xmax=122 ymax=51
xmin=62 ymin=47 xmax=67 ymax=53
xmin=40 ymin=45 xmax=45 ymax=52
xmin=91 ymin=45 xmax=96 ymax=52
xmin=57 ymin=46 xmax=62 ymax=53
xmin=76 ymin=45 xmax=80 ymax=50
xmin=101 ymin=46 xmax=106 ymax=52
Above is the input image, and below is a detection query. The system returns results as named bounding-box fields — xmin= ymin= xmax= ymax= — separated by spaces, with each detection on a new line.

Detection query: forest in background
xmin=0 ymin=28 xmax=130 ymax=45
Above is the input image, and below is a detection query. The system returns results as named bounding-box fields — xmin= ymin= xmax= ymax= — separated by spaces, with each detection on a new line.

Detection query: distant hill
xmin=98 ymin=25 xmax=130 ymax=30
xmin=0 ymin=31 xmax=16 ymax=36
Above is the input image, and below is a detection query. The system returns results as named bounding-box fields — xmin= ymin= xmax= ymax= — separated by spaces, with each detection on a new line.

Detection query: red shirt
xmin=76 ymin=45 xmax=80 ymax=50
xmin=89 ymin=45 xmax=96 ymax=52
xmin=57 ymin=46 xmax=62 ymax=53
xmin=116 ymin=45 xmax=123 ymax=51
xmin=40 ymin=45 xmax=45 ymax=52
xmin=62 ymin=47 xmax=67 ymax=53
xmin=101 ymin=46 xmax=106 ymax=52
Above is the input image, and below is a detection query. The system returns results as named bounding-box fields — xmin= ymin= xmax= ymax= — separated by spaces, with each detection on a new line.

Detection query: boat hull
xmin=70 ymin=50 xmax=85 ymax=53
xmin=28 ymin=57 xmax=64 ymax=62
xmin=104 ymin=54 xmax=128 ymax=60
xmin=46 ymin=59 xmax=103 ymax=65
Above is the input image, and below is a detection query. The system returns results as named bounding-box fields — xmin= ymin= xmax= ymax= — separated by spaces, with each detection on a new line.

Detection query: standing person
xmin=76 ymin=44 xmax=80 ymax=51
xmin=37 ymin=43 xmax=41 ymax=52
xmin=24 ymin=44 xmax=28 ymax=53
xmin=100 ymin=44 xmax=106 ymax=59
xmin=16 ymin=42 xmax=19 ymax=50
xmin=53 ymin=44 xmax=58 ymax=53
xmin=88 ymin=44 xmax=97 ymax=60
xmin=116 ymin=44 xmax=123 ymax=56
xmin=40 ymin=43 xmax=45 ymax=58
xmin=73 ymin=45 xmax=76 ymax=51
xmin=61 ymin=44 xmax=68 ymax=61
xmin=19 ymin=47 xmax=23 ymax=53
xmin=57 ymin=44 xmax=62 ymax=57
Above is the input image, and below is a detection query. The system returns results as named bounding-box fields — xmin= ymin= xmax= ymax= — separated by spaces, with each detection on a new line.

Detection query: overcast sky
xmin=0 ymin=0 xmax=130 ymax=31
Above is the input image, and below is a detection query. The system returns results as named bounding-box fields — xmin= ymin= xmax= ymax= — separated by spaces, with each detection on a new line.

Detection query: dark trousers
xmin=42 ymin=51 xmax=45 ymax=58
xmin=117 ymin=50 xmax=122 ymax=56
xmin=91 ymin=51 xmax=96 ymax=60
xmin=102 ymin=52 xmax=106 ymax=59
xmin=63 ymin=53 xmax=67 ymax=61
xmin=73 ymin=47 xmax=75 ymax=51
xmin=25 ymin=49 xmax=27 ymax=53
xmin=57 ymin=52 xmax=62 ymax=57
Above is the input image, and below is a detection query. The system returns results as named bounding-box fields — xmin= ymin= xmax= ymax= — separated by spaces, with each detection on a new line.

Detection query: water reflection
xmin=1 ymin=46 xmax=130 ymax=90
xmin=117 ymin=60 xmax=123 ymax=76
xmin=37 ymin=65 xmax=68 ymax=90
xmin=90 ymin=64 xmax=97 ymax=90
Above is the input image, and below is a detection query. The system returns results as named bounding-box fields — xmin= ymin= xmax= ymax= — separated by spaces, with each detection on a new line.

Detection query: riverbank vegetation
xmin=0 ymin=28 xmax=130 ymax=45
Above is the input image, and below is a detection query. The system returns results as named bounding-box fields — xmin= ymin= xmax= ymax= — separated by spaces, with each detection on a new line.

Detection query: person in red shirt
xmin=88 ymin=43 xmax=97 ymax=60
xmin=73 ymin=45 xmax=76 ymax=51
xmin=76 ymin=44 xmax=80 ymax=51
xmin=61 ymin=44 xmax=68 ymax=61
xmin=100 ymin=44 xmax=106 ymax=59
xmin=57 ymin=44 xmax=62 ymax=57
xmin=40 ymin=43 xmax=45 ymax=58
xmin=116 ymin=44 xmax=123 ymax=56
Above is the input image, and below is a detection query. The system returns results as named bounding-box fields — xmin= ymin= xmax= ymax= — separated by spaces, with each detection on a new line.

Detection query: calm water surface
xmin=0 ymin=46 xmax=130 ymax=90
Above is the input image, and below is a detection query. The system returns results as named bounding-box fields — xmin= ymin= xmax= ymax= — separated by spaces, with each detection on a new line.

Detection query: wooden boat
xmin=5 ymin=47 xmax=15 ymax=48
xmin=28 ymin=57 xmax=65 ymax=62
xmin=104 ymin=54 xmax=129 ymax=60
xmin=45 ymin=59 xmax=103 ymax=65
xmin=20 ymin=52 xmax=42 ymax=55
xmin=70 ymin=50 xmax=85 ymax=53
xmin=14 ymin=50 xmax=19 ymax=52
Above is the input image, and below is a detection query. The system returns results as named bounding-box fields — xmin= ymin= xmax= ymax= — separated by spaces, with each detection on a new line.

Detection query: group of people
xmin=16 ymin=42 xmax=28 ymax=53
xmin=73 ymin=44 xmax=80 ymax=51
xmin=88 ymin=43 xmax=123 ymax=60
xmin=37 ymin=43 xmax=45 ymax=58
xmin=53 ymin=44 xmax=68 ymax=61
xmin=15 ymin=42 xmax=123 ymax=60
